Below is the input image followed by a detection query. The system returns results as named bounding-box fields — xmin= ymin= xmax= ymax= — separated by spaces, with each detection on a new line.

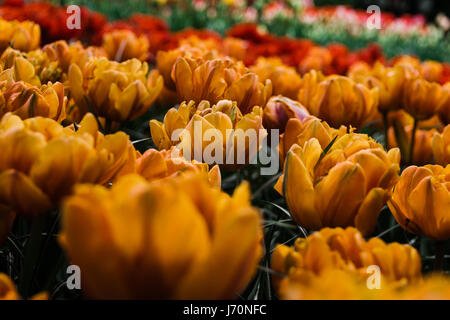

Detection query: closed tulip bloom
xmin=136 ymin=147 xmax=221 ymax=188
xmin=432 ymin=125 xmax=450 ymax=166
xmin=250 ymin=57 xmax=302 ymax=99
xmin=402 ymin=77 xmax=446 ymax=121
xmin=388 ymin=164 xmax=450 ymax=240
xmin=263 ymin=95 xmax=310 ymax=132
xmin=69 ymin=57 xmax=163 ymax=122
xmin=275 ymin=134 xmax=400 ymax=235
xmin=0 ymin=19 xmax=40 ymax=53
xmin=271 ymin=227 xmax=422 ymax=297
xmin=279 ymin=117 xmax=349 ymax=166
xmin=102 ymin=29 xmax=150 ymax=62
xmin=172 ymin=56 xmax=271 ymax=114
xmin=298 ymin=73 xmax=378 ymax=128
xmin=0 ymin=81 xmax=66 ymax=122
xmin=0 ymin=112 xmax=136 ymax=217
xmin=59 ymin=173 xmax=262 ymax=299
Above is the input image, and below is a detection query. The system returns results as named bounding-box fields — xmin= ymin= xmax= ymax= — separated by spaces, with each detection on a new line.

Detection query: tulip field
xmin=0 ymin=0 xmax=449 ymax=302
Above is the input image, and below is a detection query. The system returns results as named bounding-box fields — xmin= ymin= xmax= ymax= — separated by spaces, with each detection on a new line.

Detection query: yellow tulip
xmin=402 ymin=77 xmax=446 ymax=121
xmin=0 ymin=19 xmax=40 ymax=53
xmin=150 ymin=100 xmax=267 ymax=170
xmin=271 ymin=227 xmax=422 ymax=296
xmin=136 ymin=147 xmax=221 ymax=188
xmin=59 ymin=173 xmax=262 ymax=299
xmin=275 ymin=133 xmax=400 ymax=235
xmin=388 ymin=164 xmax=450 ymax=240
xmin=172 ymin=56 xmax=271 ymax=114
xmin=0 ymin=273 xmax=48 ymax=300
xmin=432 ymin=124 xmax=450 ymax=166
xmin=0 ymin=81 xmax=66 ymax=122
xmin=263 ymin=95 xmax=310 ymax=132
xmin=102 ymin=30 xmax=149 ymax=62
xmin=0 ymin=112 xmax=136 ymax=217
xmin=298 ymin=72 xmax=378 ymax=128
xmin=68 ymin=57 xmax=163 ymax=122
xmin=250 ymin=57 xmax=302 ymax=100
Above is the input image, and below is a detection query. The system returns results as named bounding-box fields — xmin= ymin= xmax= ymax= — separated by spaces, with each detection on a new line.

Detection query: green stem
xmin=382 ymin=112 xmax=389 ymax=150
xmin=434 ymin=240 xmax=446 ymax=271
xmin=19 ymin=215 xmax=46 ymax=298
xmin=409 ymin=118 xmax=419 ymax=164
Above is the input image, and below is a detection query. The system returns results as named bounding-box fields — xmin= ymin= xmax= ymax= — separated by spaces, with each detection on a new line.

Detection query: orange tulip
xmin=349 ymin=61 xmax=408 ymax=114
xmin=136 ymin=147 xmax=221 ymax=188
xmin=388 ymin=124 xmax=437 ymax=165
xmin=59 ymin=173 xmax=262 ymax=299
xmin=250 ymin=57 xmax=302 ymax=99
xmin=0 ymin=19 xmax=40 ymax=53
xmin=0 ymin=49 xmax=41 ymax=86
xmin=172 ymin=56 xmax=271 ymax=114
xmin=298 ymin=72 xmax=378 ymax=128
xmin=43 ymin=40 xmax=107 ymax=73
xmin=275 ymin=133 xmax=400 ymax=236
xmin=388 ymin=164 xmax=450 ymax=240
xmin=273 ymin=268 xmax=450 ymax=300
xmin=156 ymin=44 xmax=218 ymax=91
xmin=68 ymin=57 xmax=163 ymax=122
xmin=432 ymin=124 xmax=450 ymax=166
xmin=0 ymin=112 xmax=135 ymax=217
xmin=420 ymin=60 xmax=444 ymax=83
xmin=0 ymin=81 xmax=66 ymax=122
xmin=271 ymin=227 xmax=422 ymax=298
xmin=279 ymin=117 xmax=349 ymax=165
xmin=102 ymin=29 xmax=149 ymax=62
xmin=402 ymin=77 xmax=447 ymax=121
xmin=151 ymin=100 xmax=266 ymax=170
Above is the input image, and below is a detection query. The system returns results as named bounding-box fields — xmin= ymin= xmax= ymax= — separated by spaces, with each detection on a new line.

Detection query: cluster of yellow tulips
xmin=0 ymin=17 xmax=449 ymax=300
